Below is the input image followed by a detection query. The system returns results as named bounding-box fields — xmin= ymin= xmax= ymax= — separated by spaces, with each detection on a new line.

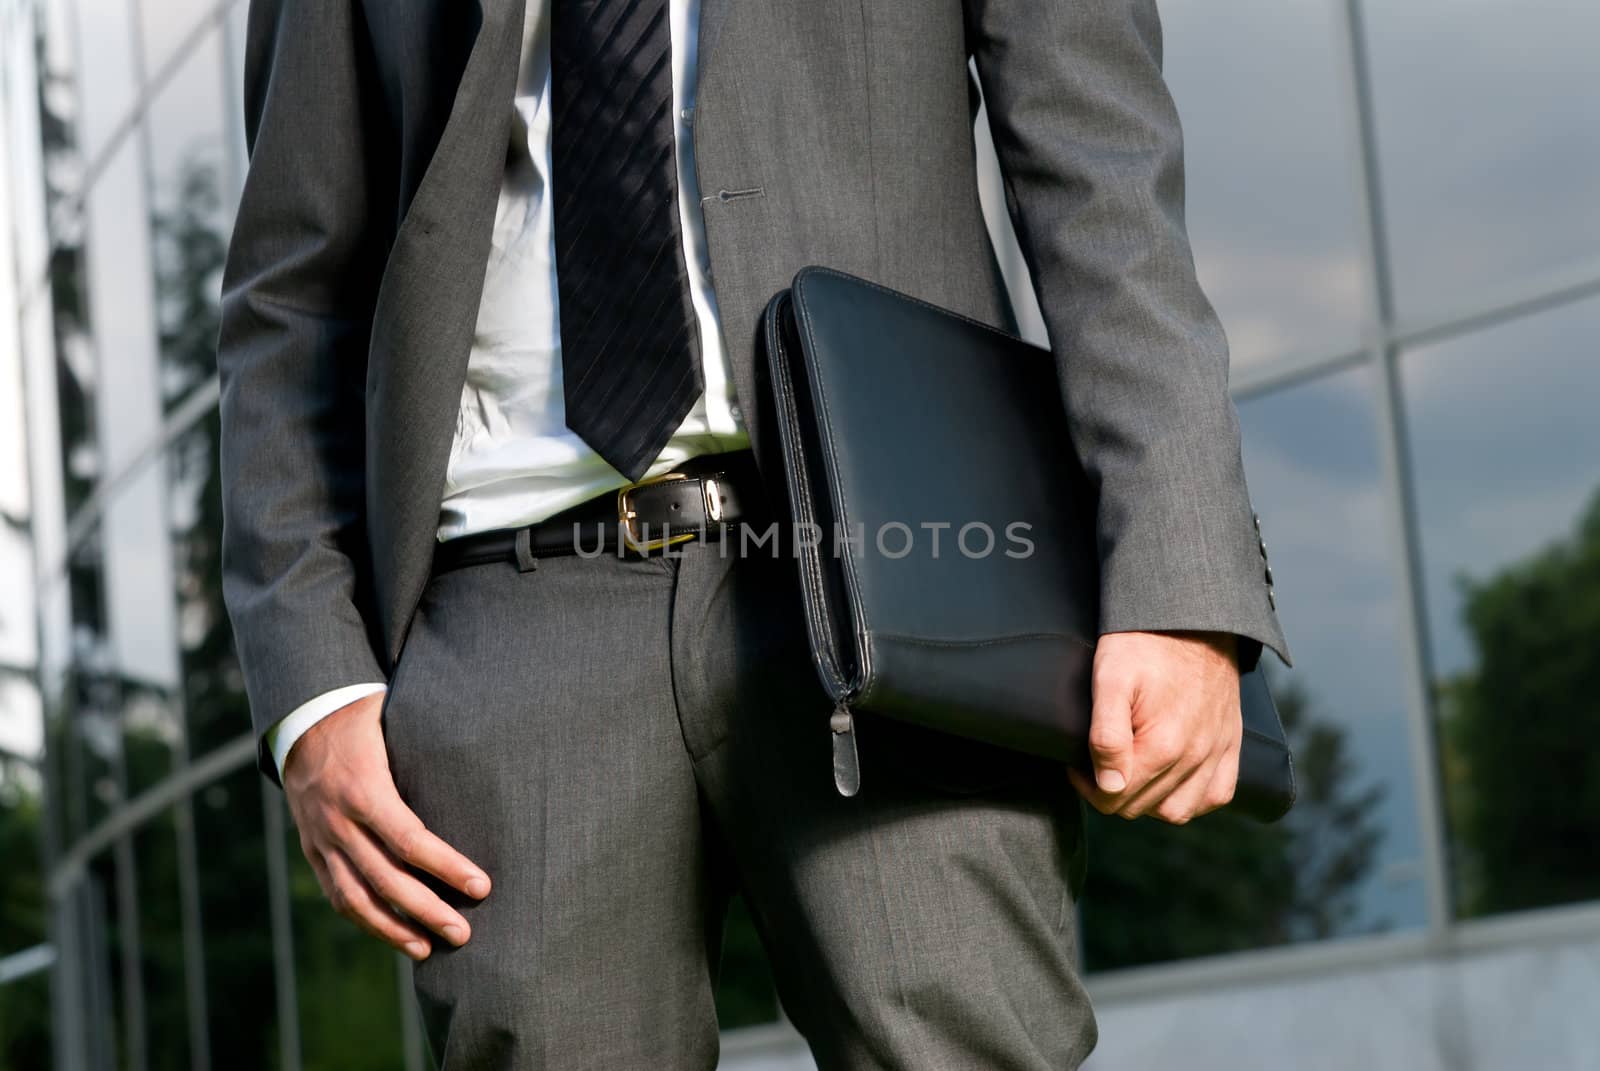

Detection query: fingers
xmin=1161 ymin=702 xmax=1243 ymax=823
xmin=1198 ymin=738 xmax=1241 ymax=815
xmin=341 ymin=819 xmax=474 ymax=947
xmin=360 ymin=782 xmax=492 ymax=901
xmin=1069 ymin=722 xmax=1185 ymax=818
xmin=1116 ymin=722 xmax=1209 ymax=819
xmin=319 ymin=846 xmax=434 ymax=960
xmin=1087 ymin=661 xmax=1137 ymax=794
xmin=1142 ymin=753 xmax=1220 ymax=826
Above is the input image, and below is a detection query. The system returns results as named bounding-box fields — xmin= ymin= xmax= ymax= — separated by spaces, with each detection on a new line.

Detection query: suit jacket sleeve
xmin=965 ymin=0 xmax=1290 ymax=670
xmin=216 ymin=0 xmax=397 ymax=781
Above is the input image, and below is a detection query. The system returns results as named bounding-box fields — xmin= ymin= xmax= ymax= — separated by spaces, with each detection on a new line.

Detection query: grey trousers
xmin=382 ymin=536 xmax=1096 ymax=1069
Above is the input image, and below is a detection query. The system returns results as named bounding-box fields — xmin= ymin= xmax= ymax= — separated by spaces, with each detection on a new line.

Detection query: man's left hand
xmin=1066 ymin=630 xmax=1242 ymax=825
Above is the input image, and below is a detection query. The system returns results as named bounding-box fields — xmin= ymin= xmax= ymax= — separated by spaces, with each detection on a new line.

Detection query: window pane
xmin=0 ymin=969 xmax=53 ymax=1066
xmin=141 ymin=0 xmax=220 ymax=77
xmin=1164 ymin=0 xmax=1367 ymax=368
xmin=194 ymin=765 xmax=279 ymax=1069
xmin=1080 ymin=365 xmax=1427 ymax=971
xmin=79 ymin=857 xmax=129 ymax=1067
xmin=84 ymin=135 xmax=163 ymax=475
xmin=96 ymin=453 xmax=185 ymax=798
xmin=1365 ymin=1 xmax=1600 ymax=317
xmin=0 ymin=755 xmax=49 ymax=956
xmin=132 ymin=807 xmax=194 ymax=1069
xmin=147 ymin=29 xmax=230 ymax=413
xmin=1401 ymin=295 xmax=1600 ymax=918
xmin=62 ymin=524 xmax=121 ymax=837
xmin=72 ymin=0 xmax=139 ymax=161
xmin=167 ymin=402 xmax=245 ymax=758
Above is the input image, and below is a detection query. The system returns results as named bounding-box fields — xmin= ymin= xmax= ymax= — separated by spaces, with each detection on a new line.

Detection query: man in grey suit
xmin=217 ymin=0 xmax=1289 ymax=1066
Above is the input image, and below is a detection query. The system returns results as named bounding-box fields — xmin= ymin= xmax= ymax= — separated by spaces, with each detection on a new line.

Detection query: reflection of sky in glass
xmin=1238 ymin=366 xmax=1427 ymax=933
xmin=148 ymin=30 xmax=233 ymax=409
xmin=1164 ymin=0 xmax=1367 ymax=368
xmin=71 ymin=0 xmax=139 ymax=160
xmin=140 ymin=0 xmax=221 ymax=77
xmin=147 ymin=31 xmax=228 ymax=213
xmin=1364 ymin=0 xmax=1600 ymax=317
xmin=1402 ymin=295 xmax=1600 ymax=680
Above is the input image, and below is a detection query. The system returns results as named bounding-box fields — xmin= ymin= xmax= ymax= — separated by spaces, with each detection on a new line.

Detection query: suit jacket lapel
xmin=370 ymin=0 xmax=529 ymax=665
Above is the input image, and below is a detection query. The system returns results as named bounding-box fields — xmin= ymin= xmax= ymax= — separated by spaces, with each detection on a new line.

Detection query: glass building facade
xmin=2 ymin=0 xmax=1598 ymax=1067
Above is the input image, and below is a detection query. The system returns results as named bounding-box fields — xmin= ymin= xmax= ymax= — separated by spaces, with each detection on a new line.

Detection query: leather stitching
xmin=799 ymin=265 xmax=1031 ymax=350
xmin=876 ymin=630 xmax=1095 ymax=653
xmin=764 ymin=293 xmax=853 ymax=697
xmin=789 ymin=273 xmax=878 ymax=700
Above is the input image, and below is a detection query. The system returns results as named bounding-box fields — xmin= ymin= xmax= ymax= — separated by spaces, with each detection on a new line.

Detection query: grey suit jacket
xmin=218 ymin=0 xmax=1292 ymax=780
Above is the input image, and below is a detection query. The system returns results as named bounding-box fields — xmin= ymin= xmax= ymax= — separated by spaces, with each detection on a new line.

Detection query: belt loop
xmin=515 ymin=526 xmax=538 ymax=572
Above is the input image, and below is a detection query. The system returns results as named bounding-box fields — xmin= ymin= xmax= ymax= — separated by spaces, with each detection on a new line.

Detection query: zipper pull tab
xmin=830 ymin=703 xmax=861 ymax=797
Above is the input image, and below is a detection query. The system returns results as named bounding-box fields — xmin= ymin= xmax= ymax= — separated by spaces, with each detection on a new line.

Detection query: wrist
xmin=270 ymin=683 xmax=388 ymax=780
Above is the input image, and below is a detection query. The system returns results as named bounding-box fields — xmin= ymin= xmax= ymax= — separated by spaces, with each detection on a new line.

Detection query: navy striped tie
xmin=550 ymin=0 xmax=703 ymax=481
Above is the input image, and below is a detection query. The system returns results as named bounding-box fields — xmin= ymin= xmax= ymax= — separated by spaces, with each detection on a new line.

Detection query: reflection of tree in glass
xmin=1080 ymin=679 xmax=1385 ymax=971
xmin=1439 ymin=490 xmax=1600 ymax=918
xmin=152 ymin=147 xmax=226 ymax=409
xmin=38 ymin=52 xmax=97 ymax=518
xmin=0 ymin=759 xmax=52 ymax=1067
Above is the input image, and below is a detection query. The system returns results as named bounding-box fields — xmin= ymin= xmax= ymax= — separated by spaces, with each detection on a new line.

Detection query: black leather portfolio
xmin=761 ymin=267 xmax=1297 ymax=822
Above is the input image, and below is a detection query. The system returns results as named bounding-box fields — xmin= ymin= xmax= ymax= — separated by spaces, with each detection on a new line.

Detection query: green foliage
xmin=0 ymin=769 xmax=52 ymax=1069
xmin=0 ymin=972 xmax=52 ymax=1071
xmin=1439 ymin=490 xmax=1600 ymax=916
xmin=715 ymin=895 xmax=780 ymax=1030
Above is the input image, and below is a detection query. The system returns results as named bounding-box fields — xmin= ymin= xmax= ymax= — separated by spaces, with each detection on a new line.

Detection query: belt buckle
xmin=617 ymin=472 xmax=701 ymax=554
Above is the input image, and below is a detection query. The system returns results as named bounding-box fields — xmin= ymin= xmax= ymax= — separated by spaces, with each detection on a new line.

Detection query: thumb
xmin=1088 ymin=668 xmax=1135 ymax=794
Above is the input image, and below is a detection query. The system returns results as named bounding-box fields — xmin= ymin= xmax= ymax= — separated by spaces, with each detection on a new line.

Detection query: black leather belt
xmin=433 ymin=451 xmax=763 ymax=576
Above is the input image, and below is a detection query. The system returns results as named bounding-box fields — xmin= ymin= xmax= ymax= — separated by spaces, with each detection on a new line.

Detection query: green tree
xmin=0 ymin=763 xmax=52 ymax=1070
xmin=1438 ymin=490 xmax=1600 ymax=917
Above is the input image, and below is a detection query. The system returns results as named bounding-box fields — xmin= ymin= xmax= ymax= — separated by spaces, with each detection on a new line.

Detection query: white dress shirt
xmin=267 ymin=0 xmax=744 ymax=777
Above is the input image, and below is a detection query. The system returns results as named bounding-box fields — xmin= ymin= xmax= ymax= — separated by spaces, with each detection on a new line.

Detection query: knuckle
xmin=1088 ymin=726 xmax=1128 ymax=754
xmin=1147 ymin=729 xmax=1185 ymax=764
xmin=1093 ymin=666 xmax=1134 ymax=695
xmin=340 ymin=785 xmax=375 ymax=818
xmin=1157 ymin=803 xmax=1192 ymax=826
xmin=392 ymin=825 xmax=426 ymax=864
xmin=364 ymin=866 xmax=396 ymax=904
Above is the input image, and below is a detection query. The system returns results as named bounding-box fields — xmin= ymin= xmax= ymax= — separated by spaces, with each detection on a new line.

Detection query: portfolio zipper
xmin=829 ymin=701 xmax=861 ymax=797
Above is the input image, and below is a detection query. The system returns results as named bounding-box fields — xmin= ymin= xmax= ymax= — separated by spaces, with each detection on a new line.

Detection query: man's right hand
xmin=282 ymin=692 xmax=491 ymax=960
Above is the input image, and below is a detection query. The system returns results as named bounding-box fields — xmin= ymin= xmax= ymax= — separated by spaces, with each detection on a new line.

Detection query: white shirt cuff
xmin=267 ymin=683 xmax=388 ymax=780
